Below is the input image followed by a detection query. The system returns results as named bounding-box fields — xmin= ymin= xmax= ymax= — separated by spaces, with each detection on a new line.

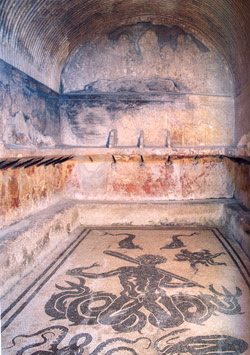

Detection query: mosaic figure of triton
xmin=67 ymin=251 xmax=203 ymax=330
xmin=42 ymin=250 xmax=242 ymax=333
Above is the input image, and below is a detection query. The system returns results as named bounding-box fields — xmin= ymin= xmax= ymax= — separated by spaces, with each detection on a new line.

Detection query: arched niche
xmin=60 ymin=21 xmax=234 ymax=148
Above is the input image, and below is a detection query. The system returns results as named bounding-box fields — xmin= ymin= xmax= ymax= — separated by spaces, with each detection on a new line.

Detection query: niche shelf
xmin=0 ymin=144 xmax=249 ymax=170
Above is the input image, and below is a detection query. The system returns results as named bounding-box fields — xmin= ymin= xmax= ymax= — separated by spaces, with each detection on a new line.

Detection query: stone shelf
xmin=0 ymin=145 xmax=249 ymax=169
xmin=0 ymin=144 xmax=238 ymax=158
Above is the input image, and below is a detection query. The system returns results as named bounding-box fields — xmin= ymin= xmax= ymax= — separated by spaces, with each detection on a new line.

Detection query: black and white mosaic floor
xmin=1 ymin=227 xmax=250 ymax=354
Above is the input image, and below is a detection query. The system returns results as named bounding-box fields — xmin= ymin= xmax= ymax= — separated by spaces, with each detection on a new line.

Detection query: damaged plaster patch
xmin=81 ymin=78 xmax=181 ymax=93
xmin=76 ymin=163 xmax=107 ymax=196
xmin=60 ymin=100 xmax=111 ymax=146
xmin=3 ymin=111 xmax=56 ymax=147
xmin=108 ymin=22 xmax=209 ymax=54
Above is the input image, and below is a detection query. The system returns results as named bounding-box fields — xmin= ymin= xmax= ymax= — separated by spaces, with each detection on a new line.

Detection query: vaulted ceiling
xmin=0 ymin=0 xmax=249 ymax=93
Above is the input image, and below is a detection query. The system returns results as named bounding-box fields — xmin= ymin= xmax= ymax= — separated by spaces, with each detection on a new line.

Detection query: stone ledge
xmin=223 ymin=203 xmax=250 ymax=259
xmin=76 ymin=198 xmax=230 ymax=226
xmin=0 ymin=145 xmax=242 ymax=161
xmin=0 ymin=199 xmax=80 ymax=296
xmin=0 ymin=198 xmax=239 ymax=296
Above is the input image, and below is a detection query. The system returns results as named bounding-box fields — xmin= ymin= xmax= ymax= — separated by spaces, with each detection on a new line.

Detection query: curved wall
xmin=0 ymin=0 xmax=249 ymax=147
xmin=0 ymin=1 xmax=249 ymax=207
xmin=60 ymin=22 xmax=234 ymax=148
xmin=0 ymin=0 xmax=249 ymax=94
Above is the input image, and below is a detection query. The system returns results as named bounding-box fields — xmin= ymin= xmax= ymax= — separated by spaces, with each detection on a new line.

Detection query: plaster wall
xmin=0 ymin=162 xmax=76 ymax=228
xmin=61 ymin=23 xmax=234 ymax=148
xmin=60 ymin=23 xmax=235 ymax=202
xmin=0 ymin=60 xmax=78 ymax=227
xmin=71 ymin=158 xmax=235 ymax=201
xmin=0 ymin=23 xmax=240 ymax=220
xmin=0 ymin=59 xmax=60 ymax=147
xmin=235 ymin=82 xmax=250 ymax=146
xmin=234 ymin=82 xmax=250 ymax=209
